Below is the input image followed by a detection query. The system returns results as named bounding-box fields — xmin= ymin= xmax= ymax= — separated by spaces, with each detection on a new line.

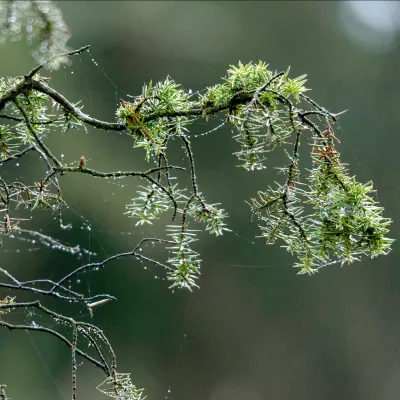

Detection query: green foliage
xmin=117 ymin=77 xmax=194 ymax=161
xmin=0 ymin=54 xmax=392 ymax=285
xmin=125 ymin=184 xmax=176 ymax=226
xmin=0 ymin=29 xmax=394 ymax=399
xmin=113 ymin=60 xmax=393 ymax=280
xmin=0 ymin=296 xmax=15 ymax=318
xmin=97 ymin=373 xmax=146 ymax=400
xmin=188 ymin=202 xmax=230 ymax=236
xmin=166 ymin=225 xmax=202 ymax=291
xmin=3 ymin=0 xmax=390 ymax=286
xmin=0 ymin=76 xmax=49 ymax=156
xmin=250 ymin=136 xmax=393 ymax=274
xmin=202 ymin=62 xmax=308 ymax=171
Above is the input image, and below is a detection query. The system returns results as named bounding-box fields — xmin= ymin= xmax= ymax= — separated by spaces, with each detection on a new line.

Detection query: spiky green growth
xmin=117 ymin=62 xmax=308 ymax=170
xmin=116 ymin=61 xmax=392 ymax=277
xmin=97 ymin=373 xmax=146 ymax=400
xmin=125 ymin=184 xmax=179 ymax=226
xmin=117 ymin=77 xmax=194 ymax=161
xmin=0 ymin=76 xmax=49 ymax=153
xmin=0 ymin=57 xmax=392 ymax=290
xmin=188 ymin=202 xmax=230 ymax=236
xmin=0 ymin=296 xmax=15 ymax=318
xmin=200 ymin=62 xmax=308 ymax=170
xmin=250 ymin=139 xmax=393 ymax=274
xmin=166 ymin=226 xmax=202 ymax=291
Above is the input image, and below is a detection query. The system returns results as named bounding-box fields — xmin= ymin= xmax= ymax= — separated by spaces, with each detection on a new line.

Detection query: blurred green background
xmin=1 ymin=1 xmax=400 ymax=399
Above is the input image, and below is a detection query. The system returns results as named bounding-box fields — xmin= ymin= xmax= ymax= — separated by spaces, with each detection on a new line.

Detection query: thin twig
xmin=27 ymin=45 xmax=90 ymax=78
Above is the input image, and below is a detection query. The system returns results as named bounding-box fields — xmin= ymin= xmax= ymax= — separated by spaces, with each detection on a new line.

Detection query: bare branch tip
xmin=332 ymin=109 xmax=348 ymax=117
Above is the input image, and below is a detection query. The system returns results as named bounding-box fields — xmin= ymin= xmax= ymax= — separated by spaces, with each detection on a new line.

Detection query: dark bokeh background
xmin=1 ymin=1 xmax=400 ymax=399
